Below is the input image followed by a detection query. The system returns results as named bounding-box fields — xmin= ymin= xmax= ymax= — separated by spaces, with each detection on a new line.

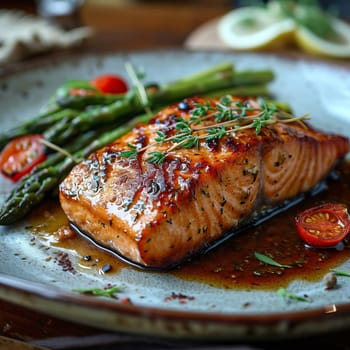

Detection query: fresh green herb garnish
xmin=120 ymin=96 xmax=309 ymax=164
xmin=120 ymin=143 xmax=138 ymax=159
xmin=155 ymin=130 xmax=166 ymax=143
xmin=254 ymin=251 xmax=292 ymax=268
xmin=277 ymin=288 xmax=311 ymax=303
xmin=125 ymin=61 xmax=152 ymax=114
xmin=330 ymin=269 xmax=350 ymax=277
xmin=146 ymin=151 xmax=167 ymax=165
xmin=73 ymin=285 xmax=121 ymax=298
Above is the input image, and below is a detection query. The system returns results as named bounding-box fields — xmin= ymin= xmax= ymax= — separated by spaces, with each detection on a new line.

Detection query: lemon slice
xmin=295 ymin=17 xmax=350 ymax=58
xmin=218 ymin=6 xmax=296 ymax=50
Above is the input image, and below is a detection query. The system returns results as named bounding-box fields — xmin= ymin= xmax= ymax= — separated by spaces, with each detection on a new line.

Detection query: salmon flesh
xmin=59 ymin=96 xmax=349 ymax=269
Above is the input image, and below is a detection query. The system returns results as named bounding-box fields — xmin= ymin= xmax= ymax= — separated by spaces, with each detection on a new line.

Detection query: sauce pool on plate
xmin=28 ymin=161 xmax=350 ymax=290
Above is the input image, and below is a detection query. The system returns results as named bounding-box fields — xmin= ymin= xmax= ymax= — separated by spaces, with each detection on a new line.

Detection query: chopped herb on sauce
xmin=254 ymin=251 xmax=292 ymax=269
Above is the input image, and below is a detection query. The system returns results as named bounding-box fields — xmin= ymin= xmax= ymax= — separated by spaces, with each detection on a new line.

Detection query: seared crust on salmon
xmin=59 ymin=96 xmax=349 ymax=269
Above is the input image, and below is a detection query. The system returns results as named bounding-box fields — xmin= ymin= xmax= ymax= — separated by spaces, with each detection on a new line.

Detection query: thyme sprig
xmin=120 ymin=96 xmax=309 ymax=165
xmin=254 ymin=251 xmax=292 ymax=269
xmin=125 ymin=61 xmax=152 ymax=115
xmin=73 ymin=285 xmax=121 ymax=298
xmin=40 ymin=138 xmax=82 ymax=164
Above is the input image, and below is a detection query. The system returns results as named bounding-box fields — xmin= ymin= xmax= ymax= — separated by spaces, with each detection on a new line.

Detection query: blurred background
xmin=1 ymin=0 xmax=350 ymax=349
xmin=1 ymin=0 xmax=232 ymax=51
xmin=1 ymin=0 xmax=350 ymax=66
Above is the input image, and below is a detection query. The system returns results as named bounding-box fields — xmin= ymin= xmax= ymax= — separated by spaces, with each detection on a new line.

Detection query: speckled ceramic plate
xmin=0 ymin=50 xmax=350 ymax=341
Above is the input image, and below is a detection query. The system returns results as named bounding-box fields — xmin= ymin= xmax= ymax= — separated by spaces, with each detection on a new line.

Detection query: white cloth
xmin=0 ymin=10 xmax=92 ymax=65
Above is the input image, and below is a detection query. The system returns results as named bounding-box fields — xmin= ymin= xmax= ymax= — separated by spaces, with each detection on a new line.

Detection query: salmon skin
xmin=59 ymin=96 xmax=349 ymax=269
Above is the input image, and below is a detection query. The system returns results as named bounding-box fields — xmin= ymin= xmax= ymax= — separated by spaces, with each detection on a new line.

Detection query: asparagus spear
xmin=204 ymin=84 xmax=271 ymax=98
xmin=0 ymin=129 xmax=110 ymax=224
xmin=231 ymin=70 xmax=275 ymax=85
xmin=0 ymin=108 xmax=79 ymax=149
xmin=0 ymin=62 xmax=276 ymax=224
xmin=0 ymin=80 xmax=117 ymax=149
xmin=0 ymin=112 xmax=153 ymax=225
xmin=0 ymin=79 xmax=101 ymax=149
xmin=35 ymin=127 xmax=109 ymax=171
xmin=147 ymin=69 xmax=274 ymax=105
xmin=43 ymin=97 xmax=139 ymax=145
xmin=43 ymin=69 xmax=275 ymax=145
xmin=169 ymin=61 xmax=234 ymax=84
xmin=56 ymin=93 xmax=124 ymax=109
xmin=0 ymin=65 xmax=273 ymax=150
xmin=46 ymin=79 xmax=97 ymax=109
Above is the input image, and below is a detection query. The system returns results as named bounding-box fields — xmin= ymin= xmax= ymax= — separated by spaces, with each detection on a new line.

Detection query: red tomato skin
xmin=0 ymin=134 xmax=47 ymax=182
xmin=295 ymin=203 xmax=350 ymax=248
xmin=91 ymin=74 xmax=128 ymax=94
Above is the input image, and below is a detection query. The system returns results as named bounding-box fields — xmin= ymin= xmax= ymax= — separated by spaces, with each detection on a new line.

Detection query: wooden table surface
xmin=1 ymin=1 xmax=350 ymax=349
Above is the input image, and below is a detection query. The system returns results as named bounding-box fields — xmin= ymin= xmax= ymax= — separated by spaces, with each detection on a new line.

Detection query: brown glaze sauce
xmin=28 ymin=161 xmax=350 ymax=290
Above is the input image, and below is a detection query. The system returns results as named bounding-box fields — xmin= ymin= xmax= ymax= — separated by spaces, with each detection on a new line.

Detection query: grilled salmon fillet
xmin=59 ymin=96 xmax=349 ymax=269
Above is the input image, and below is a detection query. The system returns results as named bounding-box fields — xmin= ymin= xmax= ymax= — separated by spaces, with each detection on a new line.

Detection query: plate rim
xmin=2 ymin=271 xmax=350 ymax=340
xmin=1 ymin=47 xmax=350 ymax=79
xmin=1 ymin=49 xmax=350 ymax=340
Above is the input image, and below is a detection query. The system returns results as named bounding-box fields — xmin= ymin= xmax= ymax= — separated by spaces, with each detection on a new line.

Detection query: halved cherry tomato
xmin=295 ymin=203 xmax=350 ymax=248
xmin=91 ymin=74 xmax=128 ymax=94
xmin=0 ymin=135 xmax=47 ymax=182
